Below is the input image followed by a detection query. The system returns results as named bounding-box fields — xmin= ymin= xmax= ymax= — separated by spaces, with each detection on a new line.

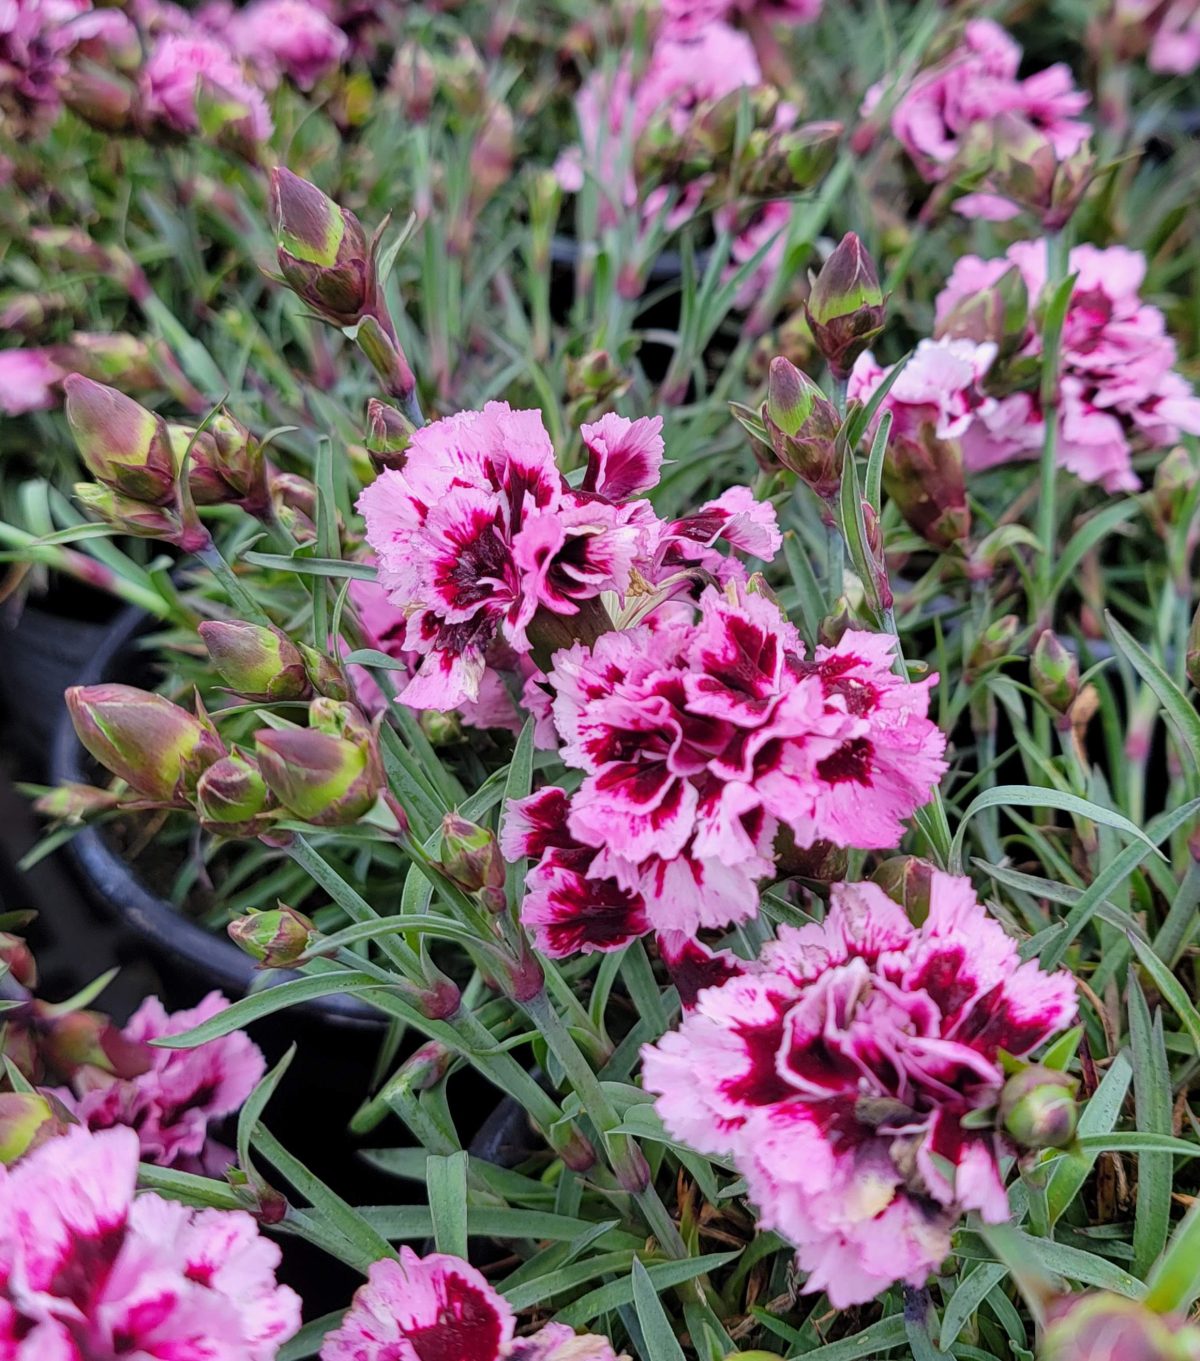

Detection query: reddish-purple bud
xmin=38 ymin=1008 xmax=153 ymax=1081
xmin=255 ymin=701 xmax=383 ymax=826
xmin=804 ymin=233 xmax=887 ymax=381
xmin=199 ymin=620 xmax=312 ymax=701
xmin=364 ymin=398 xmax=414 ymax=472
xmin=64 ymin=375 xmax=176 ymax=505
xmin=884 ymin=426 xmax=970 ymax=550
xmin=0 ymin=932 xmax=37 ymax=989
xmin=60 ymin=61 xmax=137 ymax=132
xmin=66 ymin=683 xmax=224 ymax=804
xmin=270 ymin=168 xmax=372 ymax=326
xmin=439 ymin=813 xmax=506 ymax=910
xmin=871 ymin=856 xmax=936 ymax=925
xmin=763 ymin=356 xmax=843 ymax=499
xmin=32 ymin=782 xmax=122 ymax=825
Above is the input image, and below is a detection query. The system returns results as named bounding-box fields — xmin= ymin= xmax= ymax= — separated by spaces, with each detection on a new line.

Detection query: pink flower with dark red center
xmin=358 ymin=403 xmax=647 ymax=711
xmin=930 ymin=240 xmax=1200 ymax=491
xmin=642 ymin=872 xmax=1077 ymax=1307
xmin=505 ymin=587 xmax=946 ymax=954
xmin=863 ymin=18 xmax=1089 ymax=192
xmin=0 ymin=1124 xmax=300 ymax=1359
xmin=225 ymin=0 xmax=347 ymax=89
xmin=580 ymin=414 xmax=664 ymax=501
xmin=55 ymin=992 xmax=265 ymax=1170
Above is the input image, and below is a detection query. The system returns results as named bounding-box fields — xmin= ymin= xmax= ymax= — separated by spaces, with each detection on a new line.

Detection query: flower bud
xmin=60 ymin=61 xmax=137 ymax=132
xmin=566 ymin=349 xmax=625 ymax=402
xmin=999 ymin=1065 xmax=1078 ymax=1150
xmin=32 ymin=782 xmax=122 ymax=825
xmin=439 ymin=813 xmax=506 ymax=909
xmin=0 ymin=1092 xmax=71 ymax=1165
xmin=353 ymin=313 xmax=417 ymax=402
xmin=1152 ymin=446 xmax=1197 ymax=531
xmin=818 ymin=597 xmax=855 ymax=648
xmin=773 ymin=832 xmax=847 ymax=882
xmin=255 ymin=701 xmax=383 ymax=825
xmin=420 ymin=709 xmax=464 ymax=746
xmin=1041 ymin=1292 xmax=1199 ymax=1361
xmin=884 ymin=427 xmax=970 ymax=549
xmin=364 ymin=398 xmax=415 ymax=472
xmin=935 ymin=263 xmax=1029 ymax=358
xmin=38 ymin=1008 xmax=152 ymax=1081
xmin=395 ymin=1040 xmax=453 ymax=1092
xmin=468 ymin=101 xmax=514 ymax=213
xmin=270 ymin=168 xmax=372 ymax=326
xmin=763 ymin=356 xmax=842 ymax=498
xmin=388 ymin=42 xmax=437 ymax=121
xmin=1032 ymin=630 xmax=1079 ymax=718
xmin=195 ymin=749 xmax=275 ymax=837
xmin=966 ymin=615 xmax=1020 ymax=681
xmin=74 ymin=482 xmax=209 ymax=553
xmin=871 ymin=856 xmax=936 ymax=925
xmin=64 ymin=375 xmax=176 ymax=505
xmin=199 ymin=620 xmax=312 ymax=702
xmin=66 ymin=684 xmax=224 ymax=804
xmin=207 ymin=410 xmax=269 ymax=513
xmin=804 ymin=233 xmax=886 ymax=381
xmin=0 ymin=931 xmax=37 ymax=989
xmin=959 ymin=114 xmax=1095 ymax=231
xmin=228 ymin=904 xmax=315 ymax=967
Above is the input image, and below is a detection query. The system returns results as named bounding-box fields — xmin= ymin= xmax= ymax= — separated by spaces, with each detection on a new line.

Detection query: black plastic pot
xmin=48 ymin=601 xmax=380 ymax=1030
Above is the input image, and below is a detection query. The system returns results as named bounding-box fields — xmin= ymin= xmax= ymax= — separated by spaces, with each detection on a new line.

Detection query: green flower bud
xmin=0 ymin=1092 xmax=71 ymax=1165
xmin=871 ymin=856 xmax=936 ymax=925
xmin=270 ymin=168 xmax=372 ymax=326
xmin=420 ymin=709 xmax=464 ymax=746
xmin=32 ymin=782 xmax=122 ymax=825
xmin=64 ymin=375 xmax=176 ymax=505
xmin=364 ymin=398 xmax=415 ymax=472
xmin=255 ymin=701 xmax=383 ymax=825
xmin=66 ymin=683 xmax=224 ymax=804
xmin=299 ymin=644 xmax=350 ymax=702
xmin=967 ymin=615 xmax=1020 ymax=680
xmin=439 ymin=813 xmax=506 ymax=909
xmin=1041 ymin=1291 xmax=1200 ymax=1361
xmin=38 ymin=1007 xmax=152 ymax=1080
xmin=74 ymin=482 xmax=210 ymax=554
xmin=199 ymin=620 xmax=312 ymax=702
xmin=763 ymin=356 xmax=843 ymax=498
xmin=1152 ymin=446 xmax=1197 ymax=531
xmin=195 ymin=749 xmax=275 ymax=837
xmin=228 ymin=905 xmax=315 ymax=967
xmin=999 ymin=1065 xmax=1078 ymax=1150
xmin=1032 ymin=630 xmax=1079 ymax=717
xmin=0 ymin=931 xmax=37 ymax=989
xmin=804 ymin=233 xmax=887 ymax=380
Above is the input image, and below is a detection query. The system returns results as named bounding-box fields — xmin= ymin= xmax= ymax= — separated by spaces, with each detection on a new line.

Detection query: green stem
xmin=1152 ymin=855 xmax=1200 ymax=966
xmin=1033 ymin=229 xmax=1070 ymax=622
xmin=196 ymin=541 xmax=272 ymax=626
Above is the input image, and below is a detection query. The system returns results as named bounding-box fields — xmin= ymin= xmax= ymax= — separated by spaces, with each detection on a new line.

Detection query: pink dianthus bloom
xmin=1150 ymin=0 xmax=1200 ymax=73
xmin=930 ymin=239 xmax=1200 ymax=490
xmin=864 ymin=19 xmax=1089 ymax=191
xmin=141 ymin=31 xmax=273 ymax=142
xmin=0 ymin=348 xmax=64 ymax=415
xmin=225 ymin=0 xmax=347 ymax=89
xmin=0 ymin=0 xmax=90 ymax=131
xmin=642 ymin=872 xmax=1077 ymax=1307
xmin=0 ymin=1124 xmax=300 ymax=1359
xmin=662 ymin=0 xmax=821 ymax=34
xmin=55 ymin=991 xmax=265 ymax=1171
xmin=503 ymin=586 xmax=946 ymax=955
xmin=322 ymin=1247 xmax=626 ymax=1361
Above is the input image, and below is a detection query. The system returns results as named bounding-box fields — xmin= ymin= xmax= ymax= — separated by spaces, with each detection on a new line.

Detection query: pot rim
xmin=48 ymin=602 xmax=382 ymax=1029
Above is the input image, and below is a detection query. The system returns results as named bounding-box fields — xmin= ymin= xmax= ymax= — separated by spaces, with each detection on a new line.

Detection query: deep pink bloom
xmin=865 ymin=19 xmax=1089 ymax=190
xmin=56 ymin=992 xmax=265 ymax=1170
xmin=226 ymin=0 xmax=347 ymax=89
xmin=505 ymin=587 xmax=946 ymax=953
xmin=931 ymin=240 xmax=1200 ymax=490
xmin=643 ymin=873 xmax=1077 ymax=1307
xmin=0 ymin=349 xmax=64 ymax=415
xmin=0 ymin=0 xmax=91 ymax=129
xmin=0 ymin=1124 xmax=300 ymax=1359
xmin=657 ymin=930 xmax=745 ymax=1009
xmin=141 ymin=31 xmax=273 ymax=141
xmin=1150 ymin=1 xmax=1200 ymax=73
xmin=580 ymin=413 xmax=664 ymax=501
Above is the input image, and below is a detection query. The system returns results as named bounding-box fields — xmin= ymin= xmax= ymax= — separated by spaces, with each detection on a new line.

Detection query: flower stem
xmin=196 ymin=541 xmax=272 ymax=627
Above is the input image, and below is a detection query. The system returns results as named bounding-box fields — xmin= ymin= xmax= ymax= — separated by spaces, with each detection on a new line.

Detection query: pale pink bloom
xmin=506 ymin=588 xmax=945 ymax=953
xmin=848 ymin=337 xmax=998 ymax=444
xmin=0 ymin=349 xmax=64 ymax=415
xmin=322 ymin=1247 xmax=514 ymax=1361
xmin=508 ymin=1323 xmax=628 ymax=1361
xmin=1150 ymin=1 xmax=1200 ymax=73
xmin=642 ymin=873 xmax=1077 ymax=1307
xmin=865 ymin=18 xmax=1088 ymax=188
xmin=933 ymin=239 xmax=1200 ymax=490
xmin=357 ymin=403 xmax=645 ymax=711
xmin=226 ymin=0 xmax=347 ymax=89
xmin=56 ymin=992 xmax=264 ymax=1170
xmin=662 ymin=0 xmax=821 ymax=34
xmin=142 ymin=31 xmax=274 ymax=142
xmin=0 ymin=1125 xmax=300 ymax=1359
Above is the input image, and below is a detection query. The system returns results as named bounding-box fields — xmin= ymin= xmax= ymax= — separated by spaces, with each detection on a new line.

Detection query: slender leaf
xmin=426 ymin=1152 xmax=469 ymax=1259
xmin=1129 ymin=978 xmax=1174 ymax=1278
xmin=1046 ymin=1053 xmax=1133 ymax=1224
xmin=631 ymin=1259 xmax=687 ymax=1361
xmin=1129 ymin=934 xmax=1200 ymax=1054
xmin=1107 ymin=612 xmax=1200 ymax=774
xmin=555 ymin=1253 xmax=739 ymax=1328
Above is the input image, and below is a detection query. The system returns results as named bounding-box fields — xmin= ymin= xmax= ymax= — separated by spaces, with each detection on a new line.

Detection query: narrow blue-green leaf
xmin=426 ymin=1152 xmax=469 ymax=1259
xmin=1129 ymin=934 xmax=1200 ymax=1054
xmin=1107 ymin=611 xmax=1200 ymax=774
xmin=555 ymin=1253 xmax=739 ymax=1328
xmin=502 ymin=718 xmax=536 ymax=906
xmin=1146 ymin=1201 xmax=1200 ymax=1315
xmin=1046 ymin=1053 xmax=1133 ymax=1224
xmin=1130 ymin=977 xmax=1174 ymax=1278
xmin=798 ymin=1315 xmax=908 ymax=1359
xmin=631 ymin=1259 xmax=687 ymax=1361
xmin=242 ymin=552 xmax=377 ymax=579
xmin=941 ymin=1263 xmax=1008 ymax=1350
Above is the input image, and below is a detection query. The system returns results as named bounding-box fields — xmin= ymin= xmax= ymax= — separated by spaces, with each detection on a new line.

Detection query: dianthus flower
xmin=662 ymin=0 xmax=821 ymax=35
xmin=225 ymin=0 xmax=347 ymax=89
xmin=0 ymin=348 xmax=64 ymax=415
xmin=0 ymin=1124 xmax=300 ymax=1359
xmin=141 ymin=31 xmax=273 ymax=142
xmin=929 ymin=240 xmax=1200 ymax=490
xmin=0 ymin=0 xmax=89 ymax=132
xmin=55 ymin=991 xmax=264 ymax=1171
xmin=358 ymin=405 xmax=777 ymax=711
xmin=502 ymin=586 xmax=946 ymax=955
xmin=863 ymin=19 xmax=1089 ymax=205
xmin=642 ymin=873 xmax=1077 ymax=1307
xmin=1149 ymin=0 xmax=1200 ymax=73
xmin=321 ymin=1247 xmax=626 ymax=1361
